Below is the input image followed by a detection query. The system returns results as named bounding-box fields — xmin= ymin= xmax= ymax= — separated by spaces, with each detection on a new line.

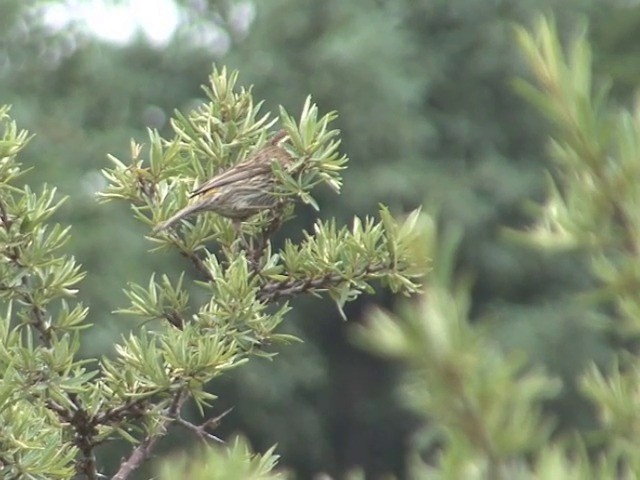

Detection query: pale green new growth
xmin=157 ymin=437 xmax=285 ymax=480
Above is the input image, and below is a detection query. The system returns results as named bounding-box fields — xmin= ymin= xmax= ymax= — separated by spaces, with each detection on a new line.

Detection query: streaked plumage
xmin=154 ymin=130 xmax=292 ymax=232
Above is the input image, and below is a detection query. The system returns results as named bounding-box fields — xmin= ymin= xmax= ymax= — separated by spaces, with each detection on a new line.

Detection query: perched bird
xmin=154 ymin=130 xmax=292 ymax=232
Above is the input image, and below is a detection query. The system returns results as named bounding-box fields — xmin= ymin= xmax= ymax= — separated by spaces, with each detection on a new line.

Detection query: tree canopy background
xmin=1 ymin=0 xmax=637 ymax=477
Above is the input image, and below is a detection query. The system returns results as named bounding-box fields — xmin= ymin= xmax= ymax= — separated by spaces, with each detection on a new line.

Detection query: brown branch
xmin=179 ymin=248 xmax=214 ymax=282
xmin=44 ymin=389 xmax=97 ymax=478
xmin=0 ymin=199 xmax=55 ymax=345
xmin=174 ymin=408 xmax=233 ymax=444
xmin=243 ymin=207 xmax=290 ymax=277
xmin=258 ymin=274 xmax=337 ymax=302
xmin=94 ymin=398 xmax=149 ymax=426
xmin=75 ymin=433 xmax=98 ymax=480
xmin=45 ymin=399 xmax=71 ymax=419
xmin=174 ymin=418 xmax=222 ymax=444
xmin=112 ymin=390 xmax=187 ymax=480
xmin=111 ymin=433 xmax=158 ymax=480
xmin=257 ymin=262 xmax=391 ymax=302
xmin=48 ymin=394 xmax=158 ymax=480
xmin=46 ymin=394 xmax=151 ymax=478
xmin=173 ymin=407 xmax=231 ymax=444
xmin=24 ymin=293 xmax=53 ymax=347
xmin=47 ymin=399 xmax=94 ymax=478
xmin=0 ymin=198 xmax=12 ymax=230
xmin=164 ymin=310 xmax=187 ymax=330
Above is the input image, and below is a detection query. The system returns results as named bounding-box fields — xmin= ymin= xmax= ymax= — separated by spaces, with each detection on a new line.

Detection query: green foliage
xmin=513 ymin=16 xmax=640 ymax=336
xmin=0 ymin=106 xmax=85 ymax=478
xmin=355 ymin=228 xmax=561 ymax=478
xmin=0 ymin=1 xmax=605 ymax=475
xmin=354 ymin=14 xmax=640 ymax=479
xmin=220 ymin=2 xmax=604 ymax=474
xmin=6 ymin=0 xmax=640 ymax=477
xmin=157 ymin=438 xmax=285 ymax=480
xmin=0 ymin=63 xmax=426 ymax=477
xmin=100 ymin=67 xmax=425 ymax=321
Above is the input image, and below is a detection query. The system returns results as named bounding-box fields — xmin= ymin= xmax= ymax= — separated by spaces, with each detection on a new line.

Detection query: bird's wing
xmin=190 ymin=131 xmax=288 ymax=198
xmin=190 ymin=162 xmax=270 ymax=197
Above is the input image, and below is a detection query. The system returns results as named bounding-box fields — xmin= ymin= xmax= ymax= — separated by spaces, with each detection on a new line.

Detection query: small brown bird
xmin=154 ymin=130 xmax=292 ymax=232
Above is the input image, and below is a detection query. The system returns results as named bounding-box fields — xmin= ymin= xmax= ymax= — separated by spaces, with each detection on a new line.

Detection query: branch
xmin=23 ymin=293 xmax=53 ymax=347
xmin=246 ymin=205 xmax=287 ymax=266
xmin=179 ymin=248 xmax=214 ymax=282
xmin=164 ymin=310 xmax=187 ymax=330
xmin=75 ymin=425 xmax=98 ymax=480
xmin=0 ymin=197 xmax=13 ymax=230
xmin=46 ymin=395 xmax=151 ymax=480
xmin=0 ymin=198 xmax=54 ymax=346
xmin=257 ymin=262 xmax=391 ymax=302
xmin=57 ymin=394 xmax=99 ymax=480
xmin=94 ymin=398 xmax=149 ymax=426
xmin=112 ymin=390 xmax=187 ymax=480
xmin=173 ymin=407 xmax=231 ymax=444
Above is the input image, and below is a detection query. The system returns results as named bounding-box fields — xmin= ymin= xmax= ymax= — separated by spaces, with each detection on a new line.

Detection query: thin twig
xmin=0 ymin=198 xmax=12 ymax=230
xmin=94 ymin=398 xmax=149 ymax=425
xmin=44 ymin=399 xmax=71 ymax=419
xmin=24 ymin=293 xmax=53 ymax=347
xmin=174 ymin=418 xmax=224 ymax=444
xmin=244 ymin=207 xmax=288 ymax=275
xmin=0 ymin=200 xmax=54 ymax=345
xmin=173 ymin=407 xmax=232 ymax=444
xmin=164 ymin=310 xmax=186 ymax=329
xmin=179 ymin=248 xmax=214 ymax=282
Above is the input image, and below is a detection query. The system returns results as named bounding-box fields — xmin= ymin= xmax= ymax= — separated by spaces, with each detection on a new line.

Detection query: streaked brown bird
xmin=154 ymin=130 xmax=292 ymax=232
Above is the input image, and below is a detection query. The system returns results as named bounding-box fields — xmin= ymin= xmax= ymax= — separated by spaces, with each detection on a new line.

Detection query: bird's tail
xmin=153 ymin=201 xmax=204 ymax=233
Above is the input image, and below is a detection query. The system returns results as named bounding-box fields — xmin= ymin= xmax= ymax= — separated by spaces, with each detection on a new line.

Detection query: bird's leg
xmin=232 ymin=219 xmax=251 ymax=251
xmin=263 ymin=201 xmax=286 ymax=237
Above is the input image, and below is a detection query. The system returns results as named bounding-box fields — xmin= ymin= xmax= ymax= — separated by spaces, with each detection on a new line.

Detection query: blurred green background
xmin=1 ymin=0 xmax=637 ymax=477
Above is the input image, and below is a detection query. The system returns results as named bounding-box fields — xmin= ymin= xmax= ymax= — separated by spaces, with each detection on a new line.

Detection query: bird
xmin=154 ymin=130 xmax=292 ymax=232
